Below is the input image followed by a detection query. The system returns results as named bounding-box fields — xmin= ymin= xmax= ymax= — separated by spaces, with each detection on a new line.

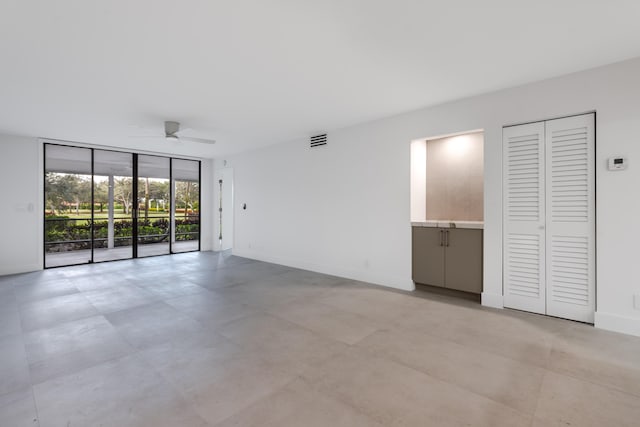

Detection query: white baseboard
xmin=231 ymin=249 xmax=414 ymax=291
xmin=0 ymin=263 xmax=42 ymax=277
xmin=594 ymin=311 xmax=640 ymax=337
xmin=481 ymin=291 xmax=504 ymax=309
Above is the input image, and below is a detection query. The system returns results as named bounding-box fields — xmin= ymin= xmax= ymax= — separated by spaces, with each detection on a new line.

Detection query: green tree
xmin=176 ymin=181 xmax=199 ymax=217
xmin=114 ymin=177 xmax=133 ymax=215
xmin=149 ymin=180 xmax=170 ymax=209
xmin=45 ymin=173 xmax=91 ymax=215
xmin=76 ymin=178 xmax=92 ymax=213
xmin=93 ymin=178 xmax=109 ymax=213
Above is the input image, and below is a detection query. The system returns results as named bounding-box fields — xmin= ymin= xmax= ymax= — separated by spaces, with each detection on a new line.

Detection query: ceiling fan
xmin=132 ymin=121 xmax=216 ymax=144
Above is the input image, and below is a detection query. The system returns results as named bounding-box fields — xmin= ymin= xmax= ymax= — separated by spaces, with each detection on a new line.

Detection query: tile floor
xmin=1 ymin=251 xmax=640 ymax=426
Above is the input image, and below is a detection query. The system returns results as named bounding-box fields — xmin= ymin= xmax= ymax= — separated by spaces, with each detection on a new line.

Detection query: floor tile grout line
xmin=543 ymin=364 xmax=640 ymax=399
xmin=29 ymin=384 xmax=42 ymax=427
xmin=205 ymin=375 xmax=304 ymax=427
xmin=264 ymin=300 xmax=386 ymax=347
xmin=390 ymin=317 xmax=556 ymax=367
xmin=390 ymin=316 xmax=557 ymax=370
xmin=295 ymin=373 xmax=393 ymax=427
xmin=296 ymin=355 xmax=404 ymax=426
xmin=9 ymin=328 xmax=43 ymax=427
xmin=126 ymin=350 xmax=214 ymax=425
xmin=129 ymin=343 xmax=299 ymax=427
xmin=26 ymin=332 xmax=139 ymax=388
xmin=350 ymin=340 xmax=542 ymax=419
xmin=215 ymin=309 xmax=345 ymax=348
xmin=17 ymin=290 xmax=102 ymax=333
xmin=528 ymin=369 xmax=550 ymax=427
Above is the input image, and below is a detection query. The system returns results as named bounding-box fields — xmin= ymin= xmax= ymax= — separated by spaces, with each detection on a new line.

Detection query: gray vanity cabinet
xmin=411 ymin=227 xmax=445 ymax=287
xmin=412 ymin=227 xmax=483 ymax=294
xmin=444 ymin=229 xmax=483 ymax=293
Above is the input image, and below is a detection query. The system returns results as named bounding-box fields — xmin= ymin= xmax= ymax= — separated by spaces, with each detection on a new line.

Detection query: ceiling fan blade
xmin=129 ymin=121 xmax=214 ymax=144
xmin=180 ymin=136 xmax=216 ymax=144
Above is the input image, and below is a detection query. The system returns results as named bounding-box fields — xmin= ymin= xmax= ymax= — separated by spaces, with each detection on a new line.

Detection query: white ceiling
xmin=1 ymin=1 xmax=640 ymax=159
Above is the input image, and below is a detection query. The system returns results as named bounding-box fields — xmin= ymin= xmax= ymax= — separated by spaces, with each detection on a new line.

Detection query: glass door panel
xmin=172 ymin=159 xmax=200 ymax=253
xmin=137 ymin=155 xmax=171 ymax=257
xmin=45 ymin=144 xmax=201 ymax=268
xmin=93 ymin=150 xmax=134 ymax=262
xmin=44 ymin=145 xmax=93 ymax=268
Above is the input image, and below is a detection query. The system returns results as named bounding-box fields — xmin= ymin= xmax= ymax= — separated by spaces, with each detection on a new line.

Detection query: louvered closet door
xmin=503 ymin=122 xmax=546 ymax=315
xmin=545 ymin=114 xmax=595 ymax=323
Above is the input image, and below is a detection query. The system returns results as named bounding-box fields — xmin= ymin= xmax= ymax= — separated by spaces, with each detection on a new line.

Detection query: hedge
xmin=45 ymin=216 xmax=199 ymax=252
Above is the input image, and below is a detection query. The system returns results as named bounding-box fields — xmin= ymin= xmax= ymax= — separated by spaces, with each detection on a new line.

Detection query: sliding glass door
xmin=44 ymin=144 xmax=201 ymax=268
xmin=44 ymin=145 xmax=93 ymax=268
xmin=136 ymin=155 xmax=171 ymax=258
xmin=93 ymin=150 xmax=134 ymax=262
xmin=172 ymin=159 xmax=200 ymax=253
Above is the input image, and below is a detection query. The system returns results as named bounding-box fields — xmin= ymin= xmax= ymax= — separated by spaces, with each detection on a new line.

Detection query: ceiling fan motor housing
xmin=165 ymin=121 xmax=180 ymax=136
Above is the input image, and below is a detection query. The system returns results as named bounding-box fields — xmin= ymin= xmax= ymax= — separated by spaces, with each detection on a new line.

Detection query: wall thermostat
xmin=608 ymin=157 xmax=627 ymax=171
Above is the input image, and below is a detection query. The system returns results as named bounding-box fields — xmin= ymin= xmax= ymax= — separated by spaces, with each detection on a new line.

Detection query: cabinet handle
xmin=439 ymin=229 xmax=444 ymax=246
xmin=445 ymin=230 xmax=450 ymax=247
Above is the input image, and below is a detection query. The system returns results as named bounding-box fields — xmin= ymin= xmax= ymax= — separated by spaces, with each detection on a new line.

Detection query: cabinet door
xmin=412 ymin=227 xmax=445 ymax=287
xmin=445 ymin=229 xmax=483 ymax=293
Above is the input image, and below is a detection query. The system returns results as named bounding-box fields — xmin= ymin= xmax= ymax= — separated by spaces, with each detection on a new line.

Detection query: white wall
xmin=0 ymin=137 xmax=215 ymax=273
xmin=227 ymin=57 xmax=640 ymax=336
xmin=227 ymin=124 xmax=412 ymax=288
xmin=410 ymin=140 xmax=426 ymax=222
xmin=0 ymin=134 xmax=42 ymax=275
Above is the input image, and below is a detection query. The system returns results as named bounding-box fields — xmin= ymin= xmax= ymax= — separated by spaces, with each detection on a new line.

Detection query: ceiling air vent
xmin=310 ymin=133 xmax=327 ymax=148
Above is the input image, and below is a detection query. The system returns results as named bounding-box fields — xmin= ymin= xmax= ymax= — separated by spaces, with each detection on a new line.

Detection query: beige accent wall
xmin=425 ymin=132 xmax=484 ymax=221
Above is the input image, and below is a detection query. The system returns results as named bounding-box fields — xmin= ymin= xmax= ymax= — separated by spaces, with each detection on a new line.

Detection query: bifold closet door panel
xmin=503 ymin=122 xmax=546 ymax=315
xmin=545 ymin=114 xmax=595 ymax=323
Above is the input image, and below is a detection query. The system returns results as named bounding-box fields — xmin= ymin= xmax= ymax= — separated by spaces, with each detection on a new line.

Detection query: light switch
xmin=608 ymin=157 xmax=627 ymax=171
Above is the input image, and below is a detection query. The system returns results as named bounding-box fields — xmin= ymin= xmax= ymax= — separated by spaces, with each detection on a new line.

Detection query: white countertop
xmin=411 ymin=220 xmax=484 ymax=229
